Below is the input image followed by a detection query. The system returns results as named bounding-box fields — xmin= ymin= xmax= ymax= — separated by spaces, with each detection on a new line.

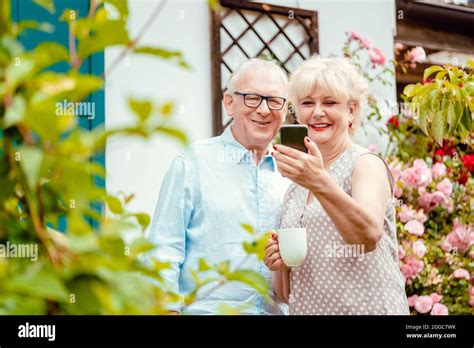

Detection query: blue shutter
xmin=11 ymin=0 xmax=106 ymax=231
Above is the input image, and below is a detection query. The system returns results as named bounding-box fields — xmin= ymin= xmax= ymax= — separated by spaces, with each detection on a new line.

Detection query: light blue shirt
xmin=147 ymin=125 xmax=290 ymax=314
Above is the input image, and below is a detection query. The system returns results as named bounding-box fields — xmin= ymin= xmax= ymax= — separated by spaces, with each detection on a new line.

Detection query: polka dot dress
xmin=280 ymin=145 xmax=410 ymax=315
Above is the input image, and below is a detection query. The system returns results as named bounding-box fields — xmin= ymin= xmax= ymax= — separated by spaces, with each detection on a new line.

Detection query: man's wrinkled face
xmin=224 ymin=70 xmax=287 ymax=151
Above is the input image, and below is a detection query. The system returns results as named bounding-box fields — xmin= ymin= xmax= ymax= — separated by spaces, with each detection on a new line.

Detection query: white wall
xmin=105 ymin=0 xmax=396 ymax=235
xmin=105 ymin=0 xmax=212 ymax=236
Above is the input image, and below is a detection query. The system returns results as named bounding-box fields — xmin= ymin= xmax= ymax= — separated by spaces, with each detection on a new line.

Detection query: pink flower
xmin=417 ymin=188 xmax=448 ymax=212
xmin=389 ymin=163 xmax=402 ymax=181
xmin=400 ymin=256 xmax=424 ymax=280
xmin=394 ymin=185 xmax=403 ymax=198
xmin=430 ymin=293 xmax=442 ymax=304
xmin=360 ymin=37 xmax=372 ymax=49
xmin=401 ymin=160 xmax=432 ymax=188
xmin=406 ymin=46 xmax=426 ymax=63
xmin=398 ymin=204 xmax=415 ymax=223
xmin=398 ymin=205 xmax=427 ymax=223
xmin=452 ymin=268 xmax=470 ymax=280
xmin=405 ymin=220 xmax=425 ymax=236
xmin=415 ymin=295 xmax=433 ymax=313
xmin=430 ymin=303 xmax=449 ymax=315
xmin=407 ymin=294 xmax=418 ymax=307
xmin=432 ymin=163 xmax=447 ymax=179
xmin=398 ymin=245 xmax=406 ymax=260
xmin=436 ymin=178 xmax=453 ymax=197
xmin=349 ymin=31 xmax=362 ymax=41
xmin=413 ymin=159 xmax=432 ymax=187
xmin=348 ymin=31 xmax=372 ymax=49
xmin=400 ymin=168 xmax=418 ymax=188
xmin=443 ymin=220 xmax=474 ymax=253
xmin=442 ymin=239 xmax=452 ymax=253
xmin=413 ymin=240 xmax=427 ymax=257
xmin=394 ymin=42 xmax=404 ymax=52
xmin=368 ymin=47 xmax=386 ymax=65
xmin=368 ymin=144 xmax=377 ymax=153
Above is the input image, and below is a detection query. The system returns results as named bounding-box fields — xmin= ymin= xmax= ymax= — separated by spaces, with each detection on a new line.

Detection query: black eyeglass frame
xmin=233 ymin=91 xmax=287 ymax=110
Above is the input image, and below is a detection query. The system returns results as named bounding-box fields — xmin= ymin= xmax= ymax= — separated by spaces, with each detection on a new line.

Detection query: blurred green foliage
xmin=0 ymin=0 xmax=269 ymax=315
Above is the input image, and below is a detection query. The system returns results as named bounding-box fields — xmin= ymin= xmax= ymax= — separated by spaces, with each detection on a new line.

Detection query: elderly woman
xmin=265 ymin=56 xmax=409 ymax=315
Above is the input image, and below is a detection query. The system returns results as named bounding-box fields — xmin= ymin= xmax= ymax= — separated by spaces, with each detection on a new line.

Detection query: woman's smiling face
xmin=295 ymin=88 xmax=354 ymax=146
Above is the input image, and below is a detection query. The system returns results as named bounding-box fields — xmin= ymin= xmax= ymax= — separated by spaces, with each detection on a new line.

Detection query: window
xmin=210 ymin=0 xmax=319 ymax=135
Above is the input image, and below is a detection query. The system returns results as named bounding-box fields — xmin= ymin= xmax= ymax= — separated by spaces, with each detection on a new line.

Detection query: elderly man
xmin=148 ymin=58 xmax=290 ymax=314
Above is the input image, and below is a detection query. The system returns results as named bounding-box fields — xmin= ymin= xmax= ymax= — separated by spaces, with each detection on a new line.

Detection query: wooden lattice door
xmin=210 ymin=0 xmax=319 ymax=135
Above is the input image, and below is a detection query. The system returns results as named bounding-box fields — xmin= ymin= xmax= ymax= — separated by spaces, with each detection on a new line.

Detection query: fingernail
xmin=272 ymin=144 xmax=277 ymax=150
xmin=271 ymin=233 xmax=277 ymax=239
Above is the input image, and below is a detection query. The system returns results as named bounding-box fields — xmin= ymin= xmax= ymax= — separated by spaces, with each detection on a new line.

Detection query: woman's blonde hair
xmin=289 ymin=55 xmax=368 ymax=134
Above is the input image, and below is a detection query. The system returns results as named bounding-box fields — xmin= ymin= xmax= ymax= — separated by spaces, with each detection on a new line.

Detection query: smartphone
xmin=280 ymin=124 xmax=308 ymax=153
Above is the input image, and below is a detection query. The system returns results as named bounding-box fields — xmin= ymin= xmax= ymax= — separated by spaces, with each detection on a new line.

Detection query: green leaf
xmin=7 ymin=267 xmax=69 ymax=302
xmin=459 ymin=107 xmax=472 ymax=131
xmin=242 ymin=232 xmax=270 ymax=261
xmin=0 ymin=295 xmax=47 ymax=315
xmin=423 ymin=65 xmax=444 ymax=81
xmin=5 ymin=56 xmax=35 ymax=93
xmin=198 ymin=258 xmax=211 ymax=272
xmin=33 ymin=0 xmax=55 ymax=14
xmin=133 ymin=213 xmax=150 ymax=231
xmin=216 ymin=260 xmax=230 ymax=275
xmin=241 ymin=223 xmax=255 ymax=235
xmin=133 ymin=46 xmax=190 ymax=69
xmin=32 ymin=72 xmax=103 ymax=100
xmin=155 ymin=126 xmax=188 ymax=144
xmin=76 ymin=18 xmax=129 ymax=59
xmin=129 ymin=237 xmax=156 ymax=256
xmin=105 ymin=195 xmax=123 ymax=214
xmin=159 ymin=101 xmax=174 ymax=117
xmin=33 ymin=42 xmax=69 ymax=71
xmin=417 ymin=98 xmax=429 ymax=136
xmin=14 ymin=20 xmax=54 ymax=35
xmin=129 ymin=98 xmax=152 ymax=121
xmin=69 ymin=234 xmax=99 ymax=253
xmin=17 ymin=146 xmax=43 ymax=191
xmin=431 ymin=99 xmax=447 ymax=146
xmin=4 ymin=94 xmax=25 ymax=128
xmin=447 ymin=67 xmax=459 ymax=86
xmin=225 ymin=270 xmax=270 ymax=299
xmin=446 ymin=101 xmax=459 ymax=135
xmin=402 ymin=84 xmax=416 ymax=98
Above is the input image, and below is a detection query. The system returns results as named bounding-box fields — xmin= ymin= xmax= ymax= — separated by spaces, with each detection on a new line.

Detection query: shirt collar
xmin=220 ymin=125 xmax=276 ymax=170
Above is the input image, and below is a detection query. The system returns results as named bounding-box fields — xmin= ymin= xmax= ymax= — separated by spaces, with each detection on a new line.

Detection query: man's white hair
xmin=226 ymin=58 xmax=288 ymax=96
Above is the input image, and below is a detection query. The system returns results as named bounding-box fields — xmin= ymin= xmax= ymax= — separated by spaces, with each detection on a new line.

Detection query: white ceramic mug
xmin=277 ymin=228 xmax=307 ymax=267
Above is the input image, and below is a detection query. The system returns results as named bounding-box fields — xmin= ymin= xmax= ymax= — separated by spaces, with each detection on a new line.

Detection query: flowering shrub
xmin=389 ymin=119 xmax=473 ymax=315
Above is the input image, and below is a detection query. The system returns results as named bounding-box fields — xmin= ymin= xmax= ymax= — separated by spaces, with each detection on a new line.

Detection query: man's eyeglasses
xmin=234 ymin=92 xmax=286 ymax=110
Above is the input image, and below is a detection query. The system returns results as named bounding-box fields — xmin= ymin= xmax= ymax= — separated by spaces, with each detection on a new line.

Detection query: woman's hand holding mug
xmin=264 ymin=231 xmax=283 ymax=271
